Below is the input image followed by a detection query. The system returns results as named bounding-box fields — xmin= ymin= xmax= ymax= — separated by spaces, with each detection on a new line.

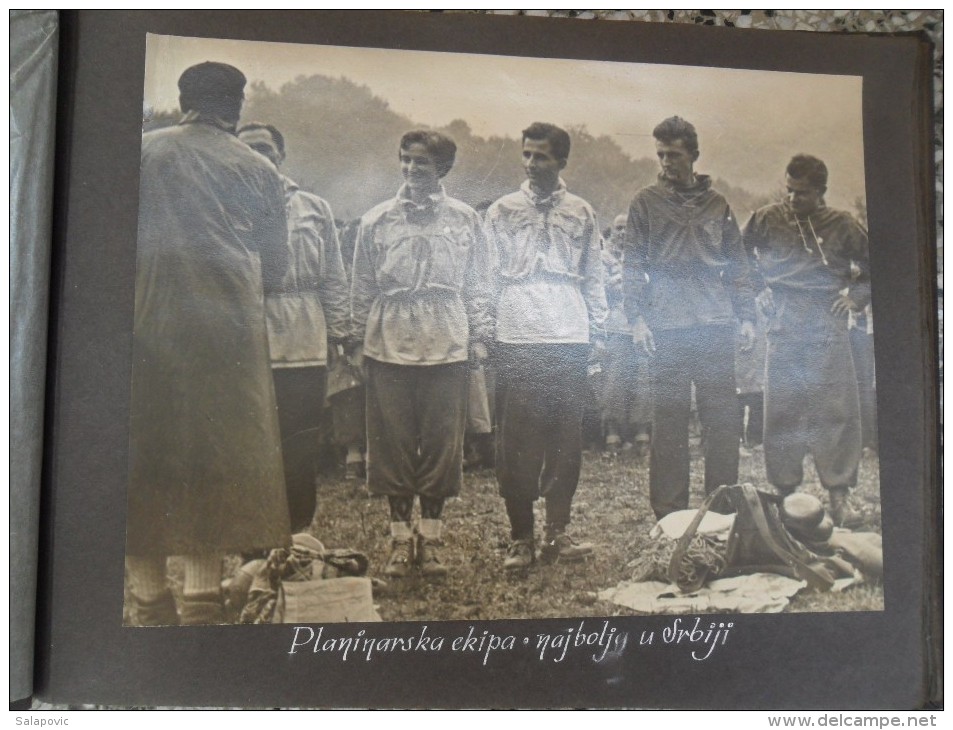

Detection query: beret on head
xmin=178 ymin=61 xmax=246 ymax=109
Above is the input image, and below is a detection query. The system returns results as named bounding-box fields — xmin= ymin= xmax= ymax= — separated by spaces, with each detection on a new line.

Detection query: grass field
xmin=308 ymin=442 xmax=884 ymax=621
xmin=133 ymin=440 xmax=883 ymax=625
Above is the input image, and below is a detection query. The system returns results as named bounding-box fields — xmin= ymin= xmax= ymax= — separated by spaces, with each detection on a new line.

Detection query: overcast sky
xmin=144 ymin=33 xmax=866 ymax=211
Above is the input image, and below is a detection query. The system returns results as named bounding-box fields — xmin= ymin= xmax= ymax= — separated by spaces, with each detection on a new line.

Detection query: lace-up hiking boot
xmin=503 ymin=539 xmax=535 ymax=571
xmin=539 ymin=531 xmax=593 ymax=563
xmin=133 ymin=590 xmax=180 ymax=627
xmin=828 ymin=487 xmax=864 ymax=529
xmin=417 ymin=536 xmax=449 ymax=579
xmin=180 ymin=592 xmax=225 ymax=625
xmin=384 ymin=537 xmax=415 ymax=578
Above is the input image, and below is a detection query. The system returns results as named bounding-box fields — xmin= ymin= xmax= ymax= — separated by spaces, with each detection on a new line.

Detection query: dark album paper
xmin=38 ymin=11 xmax=938 ymax=709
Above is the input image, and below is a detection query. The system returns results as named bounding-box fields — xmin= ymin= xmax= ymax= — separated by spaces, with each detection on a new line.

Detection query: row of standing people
xmin=598 ymin=218 xmax=876 ymax=461
xmin=620 ymin=116 xmax=870 ymax=526
xmin=125 ymin=63 xmax=872 ymax=623
xmin=267 ymin=114 xmax=872 ymax=578
xmin=303 ymin=215 xmax=876 ymax=482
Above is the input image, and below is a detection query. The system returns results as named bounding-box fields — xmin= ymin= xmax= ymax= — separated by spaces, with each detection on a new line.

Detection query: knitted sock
xmin=544 ymin=494 xmax=572 ymax=533
xmin=418 ymin=518 xmax=443 ymax=542
xmin=346 ymin=446 xmax=363 ymax=465
xmin=182 ymin=555 xmax=222 ymax=599
xmin=390 ymin=521 xmax=414 ymax=541
xmin=505 ymin=498 xmax=534 ymax=541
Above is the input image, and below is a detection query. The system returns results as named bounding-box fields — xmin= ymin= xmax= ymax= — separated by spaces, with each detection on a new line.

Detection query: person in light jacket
xmin=238 ymin=122 xmax=350 ymax=533
xmin=349 ymin=130 xmax=494 ymax=579
xmin=486 ymin=122 xmax=607 ymax=571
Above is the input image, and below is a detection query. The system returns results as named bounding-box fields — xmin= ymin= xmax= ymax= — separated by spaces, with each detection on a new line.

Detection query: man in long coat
xmin=125 ymin=62 xmax=291 ymax=625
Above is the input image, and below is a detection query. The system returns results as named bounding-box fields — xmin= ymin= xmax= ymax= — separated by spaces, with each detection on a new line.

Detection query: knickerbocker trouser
xmin=764 ymin=326 xmax=862 ymax=492
xmin=365 ymin=358 xmax=468 ymax=499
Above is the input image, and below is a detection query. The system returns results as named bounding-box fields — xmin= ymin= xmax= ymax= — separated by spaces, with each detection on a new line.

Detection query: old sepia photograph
xmin=123 ymin=31 xmax=883 ymax=627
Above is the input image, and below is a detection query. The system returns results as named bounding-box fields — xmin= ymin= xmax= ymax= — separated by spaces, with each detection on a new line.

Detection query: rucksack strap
xmin=668 ymin=484 xmax=835 ymax=592
xmin=736 ymin=484 xmax=834 ymax=592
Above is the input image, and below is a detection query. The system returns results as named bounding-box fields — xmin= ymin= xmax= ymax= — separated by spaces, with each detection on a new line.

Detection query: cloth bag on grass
xmin=240 ymin=535 xmax=380 ymax=623
xmin=277 ymin=576 xmax=381 ymax=623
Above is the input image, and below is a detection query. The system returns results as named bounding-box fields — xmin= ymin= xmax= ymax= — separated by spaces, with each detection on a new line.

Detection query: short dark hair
xmin=237 ymin=123 xmax=285 ymax=157
xmin=522 ymin=122 xmax=571 ymax=161
xmin=178 ymin=61 xmax=246 ymax=119
xmin=652 ymin=116 xmax=699 ymax=156
xmin=786 ymin=154 xmax=828 ymax=189
xmin=399 ymin=130 xmax=457 ymax=178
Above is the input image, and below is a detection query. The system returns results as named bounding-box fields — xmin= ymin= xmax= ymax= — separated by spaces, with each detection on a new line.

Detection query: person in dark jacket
xmin=624 ymin=116 xmax=757 ymax=520
xmin=742 ymin=155 xmax=870 ymax=526
xmin=126 ymin=62 xmax=291 ymax=625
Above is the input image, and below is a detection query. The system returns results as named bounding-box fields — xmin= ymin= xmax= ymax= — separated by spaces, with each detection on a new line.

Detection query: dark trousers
xmin=365 ymin=358 xmax=468 ymax=499
xmin=495 ymin=343 xmax=588 ymax=537
xmin=273 ymin=366 xmax=327 ymax=532
xmin=649 ymin=325 xmax=740 ymax=519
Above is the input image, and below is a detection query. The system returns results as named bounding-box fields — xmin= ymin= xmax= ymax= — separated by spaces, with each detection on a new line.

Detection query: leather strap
xmin=736 ymin=484 xmax=834 ymax=592
xmin=668 ymin=484 xmax=834 ymax=592
xmin=667 ymin=485 xmax=730 ymax=589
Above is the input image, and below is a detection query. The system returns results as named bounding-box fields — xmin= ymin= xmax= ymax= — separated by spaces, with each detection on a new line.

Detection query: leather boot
xmin=540 ymin=526 xmax=593 ymax=563
xmin=180 ymin=592 xmax=225 ymax=625
xmin=828 ymin=486 xmax=863 ymax=529
xmin=503 ymin=538 xmax=535 ymax=571
xmin=384 ymin=521 xmax=415 ymax=578
xmin=134 ymin=590 xmax=180 ymax=627
xmin=417 ymin=519 xmax=448 ymax=579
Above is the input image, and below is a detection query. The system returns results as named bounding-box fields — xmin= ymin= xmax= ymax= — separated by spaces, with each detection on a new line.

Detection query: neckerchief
xmin=521 ymin=178 xmax=567 ymax=210
xmin=397 ymin=183 xmax=445 ymax=224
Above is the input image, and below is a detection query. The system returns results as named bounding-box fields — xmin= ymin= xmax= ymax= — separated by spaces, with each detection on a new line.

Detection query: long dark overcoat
xmin=126 ymin=121 xmax=291 ymax=556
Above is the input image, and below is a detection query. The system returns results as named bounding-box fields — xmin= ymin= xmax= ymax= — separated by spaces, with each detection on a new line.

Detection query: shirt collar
xmin=521 ymin=178 xmax=567 ymax=208
xmin=657 ymin=172 xmax=712 ymax=194
xmin=178 ymin=110 xmax=237 ymax=134
xmin=396 ymin=183 xmax=446 ymax=217
xmin=281 ymin=174 xmax=299 ymax=195
xmin=783 ymin=200 xmax=829 ymax=222
xmin=276 ymin=175 xmax=301 ymax=206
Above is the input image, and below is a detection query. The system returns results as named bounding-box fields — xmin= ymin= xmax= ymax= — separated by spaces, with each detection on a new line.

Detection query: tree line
xmin=145 ymin=73 xmax=781 ymax=227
